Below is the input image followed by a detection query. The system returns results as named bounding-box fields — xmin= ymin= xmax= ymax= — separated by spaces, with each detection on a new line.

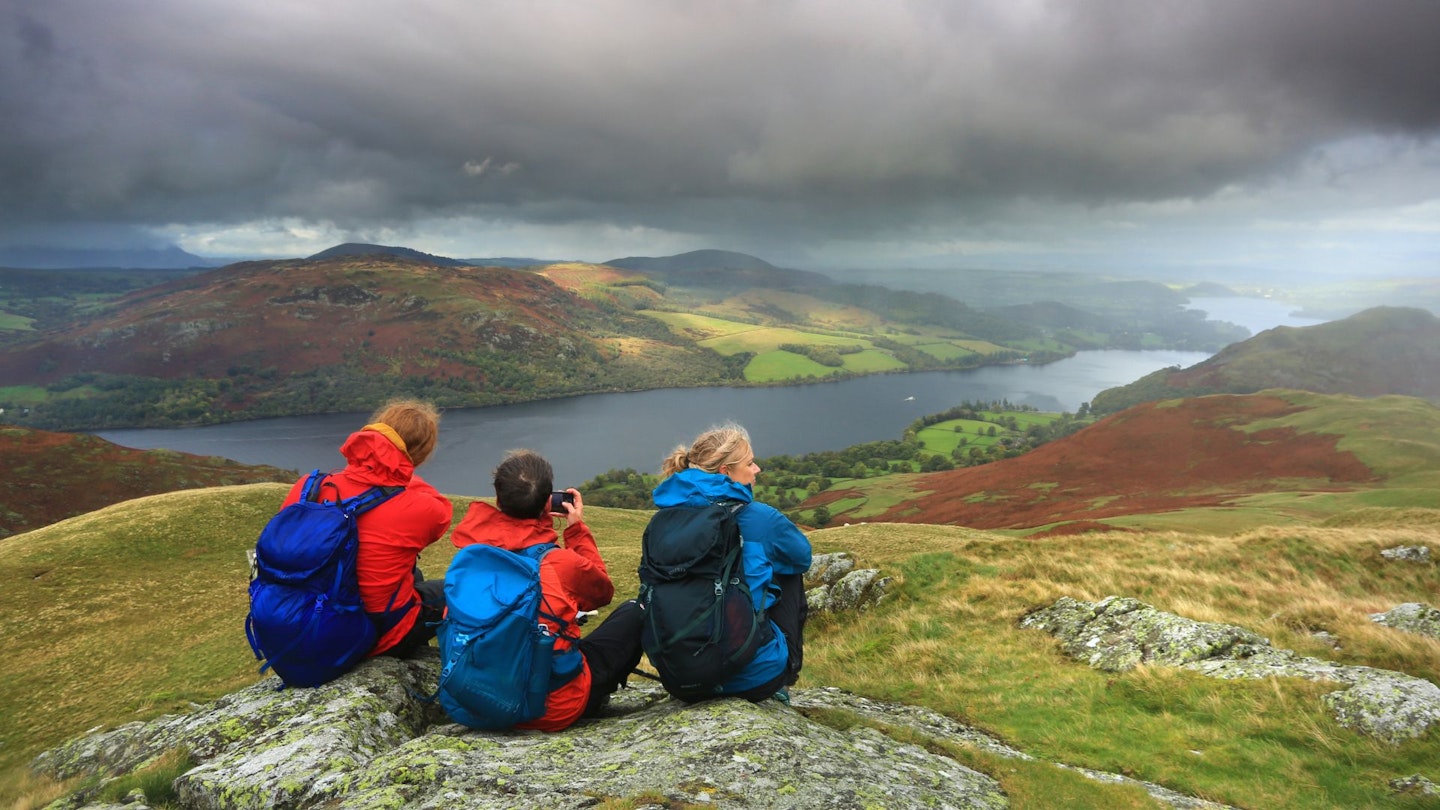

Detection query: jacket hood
xmin=651 ymin=467 xmax=754 ymax=509
xmin=338 ymin=428 xmax=415 ymax=487
xmin=451 ymin=501 xmax=557 ymax=551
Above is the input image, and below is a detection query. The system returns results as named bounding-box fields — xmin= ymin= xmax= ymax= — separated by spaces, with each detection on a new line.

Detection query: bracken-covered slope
xmin=829 ymin=390 xmax=1440 ymax=534
xmin=0 ymin=255 xmax=733 ymax=426
xmin=1092 ymin=305 xmax=1440 ymax=413
xmin=0 ymin=426 xmax=293 ymax=538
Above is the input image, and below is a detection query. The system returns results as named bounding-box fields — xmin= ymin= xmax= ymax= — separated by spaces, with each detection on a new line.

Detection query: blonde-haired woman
xmin=276 ymin=398 xmax=453 ymax=658
xmin=650 ymin=422 xmax=812 ymax=701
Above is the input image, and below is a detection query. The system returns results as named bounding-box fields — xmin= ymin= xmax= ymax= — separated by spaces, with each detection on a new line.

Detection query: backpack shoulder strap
xmin=521 ymin=543 xmax=578 ymax=643
xmin=298 ymin=469 xmax=329 ymax=503
xmin=345 ymin=484 xmax=404 ymax=516
xmin=519 ymin=542 xmax=559 ymax=563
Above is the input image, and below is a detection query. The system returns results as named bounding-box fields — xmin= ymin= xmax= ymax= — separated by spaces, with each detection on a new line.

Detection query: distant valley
xmin=0 ymin=245 xmax=1247 ymax=430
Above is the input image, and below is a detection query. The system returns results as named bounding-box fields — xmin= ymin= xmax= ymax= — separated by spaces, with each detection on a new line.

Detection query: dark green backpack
xmin=637 ymin=501 xmax=773 ymax=700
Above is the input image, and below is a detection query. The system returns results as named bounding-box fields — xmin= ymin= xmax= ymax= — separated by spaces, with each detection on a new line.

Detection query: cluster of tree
xmin=581 ymin=402 xmax=1095 ymax=521
xmin=777 ymin=342 xmax=864 ymax=368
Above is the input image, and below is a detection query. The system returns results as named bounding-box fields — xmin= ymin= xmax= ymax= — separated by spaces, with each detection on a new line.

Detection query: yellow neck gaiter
xmin=363 ymin=423 xmax=408 ymax=454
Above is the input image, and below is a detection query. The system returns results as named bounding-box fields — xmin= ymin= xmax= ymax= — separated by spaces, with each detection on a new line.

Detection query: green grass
xmin=744 ymin=350 xmax=840 ymax=382
xmin=4 ymin=490 xmax=1440 ymax=808
xmin=0 ymin=312 xmax=35 ymax=331
xmin=0 ymin=385 xmax=51 ymax=405
xmin=803 ymin=524 xmax=1440 ymax=809
xmin=837 ymin=348 xmax=907 ymax=373
xmin=913 ymin=342 xmax=977 ymax=361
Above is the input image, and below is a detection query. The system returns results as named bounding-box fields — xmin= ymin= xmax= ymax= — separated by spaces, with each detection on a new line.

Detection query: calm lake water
xmin=97 ymin=297 xmax=1320 ymax=497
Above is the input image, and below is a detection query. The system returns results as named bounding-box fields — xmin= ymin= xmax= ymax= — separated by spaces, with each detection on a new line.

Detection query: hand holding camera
xmin=549 ymin=489 xmax=582 ymax=521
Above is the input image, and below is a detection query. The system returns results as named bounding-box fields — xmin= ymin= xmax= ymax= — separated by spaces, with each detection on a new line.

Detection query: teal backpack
xmin=436 ymin=543 xmax=584 ymax=729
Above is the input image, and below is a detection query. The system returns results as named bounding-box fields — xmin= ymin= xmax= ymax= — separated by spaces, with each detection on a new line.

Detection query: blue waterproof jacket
xmin=651 ymin=468 xmax=812 ymax=693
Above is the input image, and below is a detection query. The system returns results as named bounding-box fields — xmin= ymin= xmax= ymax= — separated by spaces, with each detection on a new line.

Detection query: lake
xmin=96 ymin=296 xmax=1319 ymax=496
xmin=96 ymin=349 xmax=1205 ymax=495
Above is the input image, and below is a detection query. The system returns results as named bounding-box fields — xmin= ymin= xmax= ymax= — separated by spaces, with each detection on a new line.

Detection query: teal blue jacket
xmin=651 ymin=468 xmax=812 ymax=692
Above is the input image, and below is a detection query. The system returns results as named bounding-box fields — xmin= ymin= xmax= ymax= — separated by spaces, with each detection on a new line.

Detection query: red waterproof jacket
xmin=450 ymin=501 xmax=615 ymax=732
xmin=282 ymin=427 xmax=453 ymax=655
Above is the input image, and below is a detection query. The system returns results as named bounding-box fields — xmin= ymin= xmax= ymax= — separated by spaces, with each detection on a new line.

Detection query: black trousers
xmin=730 ymin=572 xmax=808 ymax=702
xmin=577 ymin=599 xmax=646 ymax=715
xmin=378 ymin=571 xmax=447 ymax=659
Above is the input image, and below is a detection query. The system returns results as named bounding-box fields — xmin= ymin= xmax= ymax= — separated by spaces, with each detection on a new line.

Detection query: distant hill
xmin=460 ymin=256 xmax=564 ymax=269
xmin=0 ymin=255 xmax=733 ymax=428
xmin=0 ymin=426 xmax=293 ymax=538
xmin=0 ymin=244 xmax=220 ymax=270
xmin=818 ymin=390 xmax=1440 ymax=534
xmin=605 ymin=249 xmax=829 ymax=289
xmin=1091 ymin=306 xmax=1440 ymax=414
xmin=306 ymin=242 xmax=470 ymax=267
xmin=605 ymin=249 xmax=780 ymax=272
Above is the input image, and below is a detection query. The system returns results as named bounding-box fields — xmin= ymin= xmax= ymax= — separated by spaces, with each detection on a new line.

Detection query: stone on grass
xmin=1370 ymin=602 xmax=1440 ymax=641
xmin=1022 ymin=595 xmax=1440 ymax=745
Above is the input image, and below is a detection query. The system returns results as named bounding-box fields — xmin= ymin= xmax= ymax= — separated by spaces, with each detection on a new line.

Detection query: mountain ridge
xmin=1092 ymin=305 xmax=1440 ymax=413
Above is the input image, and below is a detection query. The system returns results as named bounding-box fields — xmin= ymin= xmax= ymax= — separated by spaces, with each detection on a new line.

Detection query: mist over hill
xmin=0 ymin=244 xmax=221 ymax=270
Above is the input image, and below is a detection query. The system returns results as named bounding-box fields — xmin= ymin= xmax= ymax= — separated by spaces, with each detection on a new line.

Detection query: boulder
xmin=1370 ymin=602 xmax=1440 ymax=641
xmin=804 ymin=552 xmax=893 ymax=614
xmin=1390 ymin=774 xmax=1440 ymax=797
xmin=1022 ymin=596 xmax=1440 ymax=745
xmin=1379 ymin=545 xmax=1432 ymax=563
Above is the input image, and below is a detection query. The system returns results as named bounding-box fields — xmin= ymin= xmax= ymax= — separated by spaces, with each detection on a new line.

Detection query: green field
xmin=744 ymin=350 xmax=839 ymax=381
xmin=0 ymin=312 xmax=35 ymax=331
xmin=641 ymin=309 xmax=1032 ymax=384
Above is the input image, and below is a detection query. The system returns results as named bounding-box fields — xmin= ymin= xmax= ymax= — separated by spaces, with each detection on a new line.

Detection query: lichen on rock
xmin=1379 ymin=545 xmax=1432 ymax=563
xmin=1370 ymin=602 xmax=1440 ymax=641
xmin=1021 ymin=595 xmax=1440 ymax=745
xmin=35 ymin=658 xmax=1005 ymax=810
xmin=804 ymin=552 xmax=893 ymax=614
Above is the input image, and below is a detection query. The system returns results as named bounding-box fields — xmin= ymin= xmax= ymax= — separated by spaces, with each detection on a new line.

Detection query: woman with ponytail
xmin=650 ymin=423 xmax=812 ymax=701
xmin=277 ymin=398 xmax=453 ymax=658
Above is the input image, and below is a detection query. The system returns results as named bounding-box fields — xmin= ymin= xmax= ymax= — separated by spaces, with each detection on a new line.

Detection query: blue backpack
xmin=245 ymin=470 xmax=404 ymax=688
xmin=436 ymin=543 xmax=584 ymax=729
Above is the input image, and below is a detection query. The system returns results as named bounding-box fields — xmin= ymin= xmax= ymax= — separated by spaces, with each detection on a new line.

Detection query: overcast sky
xmin=3 ymin=0 xmax=1438 ymax=279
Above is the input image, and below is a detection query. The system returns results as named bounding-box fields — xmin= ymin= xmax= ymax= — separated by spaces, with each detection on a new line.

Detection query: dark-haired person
xmin=278 ymin=398 xmax=453 ymax=658
xmin=651 ymin=422 xmax=812 ymax=702
xmin=449 ymin=449 xmax=644 ymax=731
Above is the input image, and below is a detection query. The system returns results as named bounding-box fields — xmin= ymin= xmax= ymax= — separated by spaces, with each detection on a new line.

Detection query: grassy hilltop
xmin=3 ymin=481 xmax=1439 ymax=808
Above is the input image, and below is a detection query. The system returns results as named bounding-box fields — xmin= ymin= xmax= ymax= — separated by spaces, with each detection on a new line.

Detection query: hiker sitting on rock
xmin=447 ymin=450 xmax=644 ymax=731
xmin=277 ymin=398 xmax=454 ymax=659
xmin=645 ymin=423 xmax=812 ymax=703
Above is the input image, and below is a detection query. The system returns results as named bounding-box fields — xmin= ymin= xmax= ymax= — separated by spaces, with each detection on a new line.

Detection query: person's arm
xmin=559 ymin=519 xmax=615 ymax=609
xmin=754 ymin=506 xmax=812 ymax=575
xmin=405 ymin=474 xmax=455 ymax=545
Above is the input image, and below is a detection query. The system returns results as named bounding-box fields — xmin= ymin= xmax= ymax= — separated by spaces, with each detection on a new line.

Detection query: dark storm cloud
xmin=2 ymin=0 xmax=1438 ymax=250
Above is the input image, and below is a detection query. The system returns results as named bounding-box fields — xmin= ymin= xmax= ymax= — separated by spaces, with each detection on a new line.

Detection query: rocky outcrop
xmin=1380 ymin=545 xmax=1432 ymax=563
xmin=1371 ymin=602 xmax=1440 ymax=641
xmin=34 ymin=658 xmax=1005 ymax=810
xmin=33 ymin=654 xmax=1254 ymax=810
xmin=1391 ymin=774 xmax=1440 ymax=797
xmin=1021 ymin=596 xmax=1440 ymax=745
xmin=805 ymin=552 xmax=893 ymax=614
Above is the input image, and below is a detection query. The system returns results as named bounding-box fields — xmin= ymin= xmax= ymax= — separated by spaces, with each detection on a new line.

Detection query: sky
xmin=3 ymin=0 xmax=1439 ymax=279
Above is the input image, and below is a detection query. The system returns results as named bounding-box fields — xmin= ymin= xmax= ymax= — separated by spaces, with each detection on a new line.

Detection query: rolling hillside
xmin=3 ymin=484 xmax=1438 ymax=809
xmin=0 ymin=427 xmax=294 ymax=538
xmin=1092 ymin=306 xmax=1440 ymax=414
xmin=814 ymin=390 xmax=1440 ymax=535
xmin=0 ymin=255 xmax=733 ymax=427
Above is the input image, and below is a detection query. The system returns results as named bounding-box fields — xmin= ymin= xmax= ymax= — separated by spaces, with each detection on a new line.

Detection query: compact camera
xmin=549 ymin=491 xmax=575 ymax=513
